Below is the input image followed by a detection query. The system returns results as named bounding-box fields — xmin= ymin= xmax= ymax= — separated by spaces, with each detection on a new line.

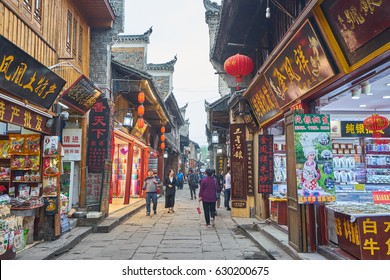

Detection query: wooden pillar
xmin=79 ymin=116 xmax=87 ymax=208
xmin=124 ymin=141 xmax=134 ymax=204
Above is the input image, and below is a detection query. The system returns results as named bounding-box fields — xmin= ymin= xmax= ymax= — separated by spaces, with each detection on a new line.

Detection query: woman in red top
xmin=198 ymin=169 xmax=217 ymax=227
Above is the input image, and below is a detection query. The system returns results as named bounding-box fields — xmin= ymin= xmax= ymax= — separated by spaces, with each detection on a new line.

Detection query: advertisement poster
xmin=294 ymin=114 xmax=336 ymax=204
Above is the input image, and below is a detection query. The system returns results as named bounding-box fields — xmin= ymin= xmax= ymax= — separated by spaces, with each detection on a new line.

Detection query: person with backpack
xmin=187 ymin=169 xmax=199 ymax=200
xmin=177 ymin=170 xmax=184 ymax=190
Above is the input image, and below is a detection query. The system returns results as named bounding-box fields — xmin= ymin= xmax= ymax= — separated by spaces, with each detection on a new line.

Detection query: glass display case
xmin=60 ymin=161 xmax=74 ymax=212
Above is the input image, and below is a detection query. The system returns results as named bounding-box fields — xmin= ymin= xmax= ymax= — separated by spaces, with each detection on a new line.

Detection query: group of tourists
xmin=142 ymin=167 xmax=231 ymax=227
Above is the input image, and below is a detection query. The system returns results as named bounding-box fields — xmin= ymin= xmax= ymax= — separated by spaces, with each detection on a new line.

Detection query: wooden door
xmin=285 ymin=111 xmax=304 ymax=252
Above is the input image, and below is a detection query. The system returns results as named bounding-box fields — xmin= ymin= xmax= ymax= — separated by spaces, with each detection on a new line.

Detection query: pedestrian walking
xmin=224 ymin=167 xmax=231 ymax=211
xmin=164 ymin=169 xmax=177 ymax=213
xmin=187 ymin=169 xmax=199 ymax=200
xmin=177 ymin=170 xmax=184 ymax=190
xmin=142 ymin=169 xmax=159 ymax=216
xmin=198 ymin=168 xmax=217 ymax=227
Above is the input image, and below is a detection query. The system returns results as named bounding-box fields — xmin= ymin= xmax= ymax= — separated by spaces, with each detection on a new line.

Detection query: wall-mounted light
xmin=211 ymin=131 xmax=219 ymax=144
xmin=163 ymin=151 xmax=168 ymax=158
xmin=123 ymin=112 xmax=134 ymax=127
xmin=217 ymin=148 xmax=223 ymax=154
xmin=58 ymin=101 xmax=69 ymax=109
xmin=266 ymin=0 xmax=271 ymax=18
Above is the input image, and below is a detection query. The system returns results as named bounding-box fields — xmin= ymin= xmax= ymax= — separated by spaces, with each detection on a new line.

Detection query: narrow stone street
xmin=56 ymin=186 xmax=270 ymax=260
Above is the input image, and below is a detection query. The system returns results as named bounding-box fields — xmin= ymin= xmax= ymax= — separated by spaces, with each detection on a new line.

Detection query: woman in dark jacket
xmin=163 ymin=169 xmax=178 ymax=213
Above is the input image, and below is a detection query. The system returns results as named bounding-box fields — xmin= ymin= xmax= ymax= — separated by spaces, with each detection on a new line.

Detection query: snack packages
xmin=0 ymin=140 xmax=10 ymax=158
xmin=8 ymin=135 xmax=24 ymax=154
xmin=24 ymin=135 xmax=41 ymax=155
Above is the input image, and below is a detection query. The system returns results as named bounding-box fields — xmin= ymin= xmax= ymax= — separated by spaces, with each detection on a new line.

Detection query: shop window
xmin=72 ymin=19 xmax=77 ymax=57
xmin=66 ymin=11 xmax=72 ymax=53
xmin=78 ymin=26 xmax=83 ymax=62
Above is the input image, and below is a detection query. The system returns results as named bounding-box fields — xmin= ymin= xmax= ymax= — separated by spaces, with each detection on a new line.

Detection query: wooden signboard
xmin=0 ymin=35 xmax=66 ymax=109
xmin=60 ymin=75 xmax=102 ymax=115
xmin=230 ymin=124 xmax=247 ymax=201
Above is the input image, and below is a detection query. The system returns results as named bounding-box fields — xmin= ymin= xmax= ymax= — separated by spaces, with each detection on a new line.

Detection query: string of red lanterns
xmin=137 ymin=91 xmax=145 ymax=128
xmin=160 ymin=125 xmax=165 ymax=150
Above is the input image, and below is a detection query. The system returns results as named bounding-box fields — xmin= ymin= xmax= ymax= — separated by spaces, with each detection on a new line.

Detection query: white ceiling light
xmin=382 ymin=95 xmax=390 ymax=99
xmin=359 ymin=104 xmax=367 ymax=108
xmin=386 ymin=82 xmax=390 ymax=87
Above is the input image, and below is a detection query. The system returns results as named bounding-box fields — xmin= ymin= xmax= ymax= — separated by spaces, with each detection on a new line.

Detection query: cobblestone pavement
xmin=56 ymin=187 xmax=271 ymax=260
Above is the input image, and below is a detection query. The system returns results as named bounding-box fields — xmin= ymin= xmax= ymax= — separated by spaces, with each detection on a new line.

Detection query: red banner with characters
xmin=258 ymin=135 xmax=274 ymax=194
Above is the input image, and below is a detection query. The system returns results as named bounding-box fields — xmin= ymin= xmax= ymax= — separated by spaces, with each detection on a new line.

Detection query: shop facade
xmin=0 ymin=35 xmax=66 ymax=258
xmin=243 ymin=0 xmax=390 ymax=258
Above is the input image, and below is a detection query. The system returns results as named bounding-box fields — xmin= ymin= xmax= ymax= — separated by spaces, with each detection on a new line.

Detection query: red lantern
xmin=224 ymin=53 xmax=254 ymax=89
xmin=160 ymin=134 xmax=165 ymax=142
xmin=138 ymin=91 xmax=145 ymax=103
xmin=160 ymin=126 xmax=165 ymax=133
xmin=160 ymin=142 xmax=165 ymax=150
xmin=137 ymin=105 xmax=145 ymax=116
xmin=137 ymin=118 xmax=144 ymax=128
xmin=363 ymin=114 xmax=389 ymax=138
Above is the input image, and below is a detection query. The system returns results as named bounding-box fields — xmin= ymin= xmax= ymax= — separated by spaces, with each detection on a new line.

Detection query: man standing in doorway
xmin=224 ymin=167 xmax=231 ymax=211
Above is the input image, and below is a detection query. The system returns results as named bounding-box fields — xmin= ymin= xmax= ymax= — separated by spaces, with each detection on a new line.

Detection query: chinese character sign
xmin=265 ymin=20 xmax=335 ymax=109
xmin=60 ymin=75 xmax=102 ymax=114
xmin=62 ymin=128 xmax=82 ymax=161
xmin=230 ymin=123 xmax=247 ymax=201
xmin=246 ymin=141 xmax=254 ymax=196
xmin=258 ymin=135 xmax=274 ymax=194
xmin=0 ymin=35 xmax=66 ymax=109
xmin=294 ymin=114 xmax=336 ymax=204
xmin=321 ymin=0 xmax=390 ymax=65
xmin=87 ymin=98 xmax=111 ymax=173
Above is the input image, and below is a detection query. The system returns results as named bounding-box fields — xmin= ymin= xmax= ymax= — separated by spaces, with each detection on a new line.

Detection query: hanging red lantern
xmin=160 ymin=126 xmax=165 ymax=133
xmin=137 ymin=118 xmax=144 ymax=128
xmin=224 ymin=53 xmax=254 ymax=89
xmin=160 ymin=142 xmax=165 ymax=150
xmin=363 ymin=114 xmax=389 ymax=138
xmin=138 ymin=91 xmax=145 ymax=103
xmin=160 ymin=134 xmax=165 ymax=142
xmin=137 ymin=105 xmax=145 ymax=116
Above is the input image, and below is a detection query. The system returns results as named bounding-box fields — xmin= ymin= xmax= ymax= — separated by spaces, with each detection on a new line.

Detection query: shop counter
xmin=326 ymin=203 xmax=390 ymax=260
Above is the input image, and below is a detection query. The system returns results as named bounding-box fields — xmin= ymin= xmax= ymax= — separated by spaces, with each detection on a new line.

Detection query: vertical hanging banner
xmin=258 ymin=135 xmax=274 ymax=194
xmin=230 ymin=123 xmax=247 ymax=201
xmin=294 ymin=114 xmax=336 ymax=204
xmin=86 ymin=98 xmax=112 ymax=208
xmin=246 ymin=141 xmax=254 ymax=196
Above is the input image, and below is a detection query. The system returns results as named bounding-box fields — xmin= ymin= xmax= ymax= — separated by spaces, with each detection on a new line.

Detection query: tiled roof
xmin=114 ymin=27 xmax=153 ymax=44
xmin=146 ymin=55 xmax=177 ymax=71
